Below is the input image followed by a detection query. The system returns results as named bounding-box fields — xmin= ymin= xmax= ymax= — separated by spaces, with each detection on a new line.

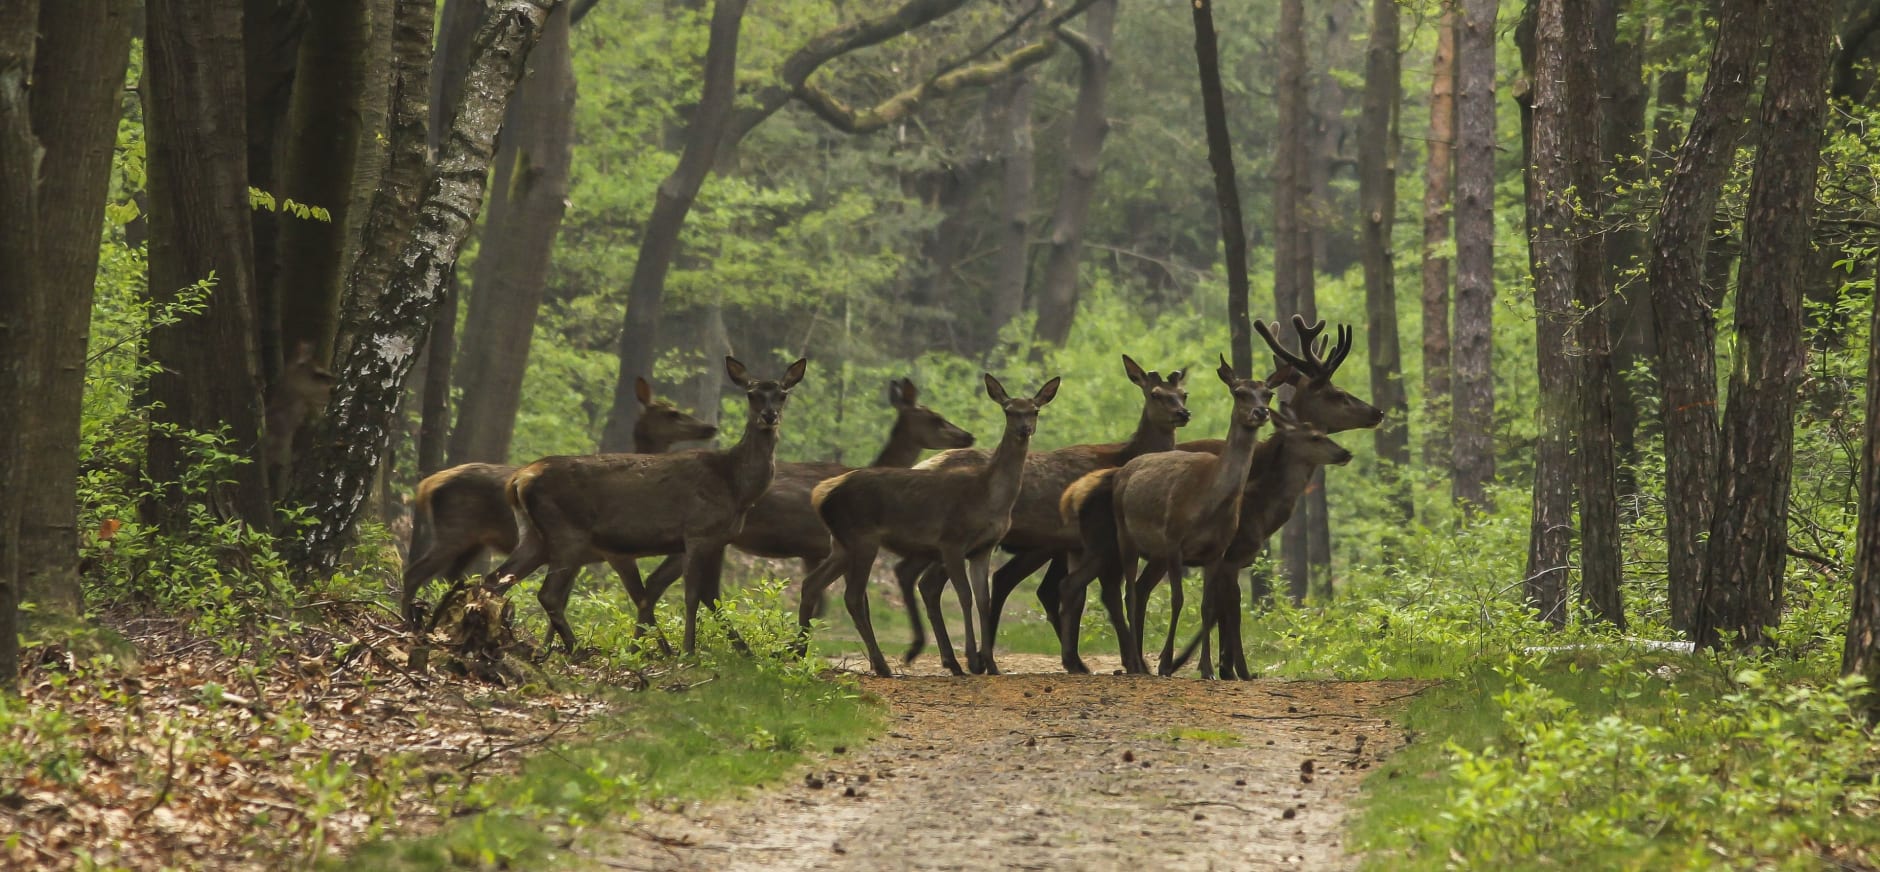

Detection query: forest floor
xmin=579 ymin=654 xmax=1430 ymax=872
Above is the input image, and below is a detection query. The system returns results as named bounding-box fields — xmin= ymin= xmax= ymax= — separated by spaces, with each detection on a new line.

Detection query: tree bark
xmin=0 ymin=0 xmax=42 ymax=690
xmin=984 ymin=73 xmax=1033 ymax=347
xmin=1189 ymin=0 xmax=1253 ymax=377
xmin=1421 ymin=0 xmax=1456 ymax=474
xmin=1599 ymin=0 xmax=1651 ymax=481
xmin=1524 ymin=0 xmax=1575 ymax=627
xmin=1274 ymin=0 xmax=1313 ymax=601
xmin=285 ymin=0 xmax=559 ymax=576
xmin=145 ymin=0 xmax=273 ymax=531
xmin=1694 ymin=0 xmax=1833 ymax=650
xmin=17 ymin=0 xmax=134 ymax=621
xmin=273 ymin=0 xmax=373 ymax=363
xmin=1030 ymin=0 xmax=1116 ymax=354
xmin=244 ymin=0 xmax=305 ymax=386
xmin=1572 ymin=0 xmax=1623 ymax=629
xmin=1845 ymin=245 xmax=1880 ymax=721
xmin=411 ymin=0 xmax=476 ymax=475
xmin=597 ymin=0 xmax=749 ymax=451
xmin=1648 ymin=0 xmax=1765 ymax=633
xmin=1450 ymin=0 xmax=1498 ymax=512
xmin=448 ymin=2 xmax=575 ymax=465
xmin=1359 ymin=0 xmax=1410 ymax=516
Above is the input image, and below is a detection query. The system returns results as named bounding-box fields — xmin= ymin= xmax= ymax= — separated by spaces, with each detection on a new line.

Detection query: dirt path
xmin=582 ymin=655 xmax=1428 ymax=871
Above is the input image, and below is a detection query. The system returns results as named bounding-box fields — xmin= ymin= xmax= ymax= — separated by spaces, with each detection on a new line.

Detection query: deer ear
xmin=634 ymin=376 xmax=654 ymax=406
xmin=890 ymin=378 xmax=916 ymax=408
xmin=724 ymin=356 xmax=752 ymax=388
xmin=1216 ymin=354 xmax=1237 ymax=386
xmin=1122 ymin=354 xmax=1147 ymax=387
xmin=1270 ymin=402 xmax=1301 ymax=430
xmin=1166 ymin=369 xmax=1186 ymax=387
xmin=1033 ymin=376 xmax=1062 ymax=407
xmin=983 ymin=373 xmax=1011 ymax=404
xmin=781 ymin=357 xmax=808 ymax=390
xmin=1266 ymin=364 xmax=1300 ymax=388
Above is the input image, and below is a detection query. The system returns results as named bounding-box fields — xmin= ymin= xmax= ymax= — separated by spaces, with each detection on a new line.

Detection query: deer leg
xmin=400 ymin=546 xmax=461 ymax=629
xmin=1126 ymin=560 xmax=1166 ymax=676
xmin=841 ymin=544 xmax=893 ymax=677
xmin=537 ymin=566 xmax=580 ymax=656
xmin=896 ymin=557 xmax=932 ymax=664
xmin=680 ymin=541 xmax=731 ymax=656
xmin=1037 ymin=555 xmax=1069 ymax=642
xmin=957 ymin=550 xmax=1001 ymax=675
xmin=985 ymin=549 xmax=1051 ymax=650
xmin=917 ymin=563 xmax=966 ymax=676
xmin=637 ymin=556 xmax=685 ymax=646
xmin=1055 ymin=555 xmax=1102 ymax=674
xmin=791 ymin=552 xmax=845 ymax=659
xmin=482 ymin=538 xmax=547 ymax=595
xmin=1224 ymin=565 xmax=1251 ymax=681
xmin=1158 ymin=564 xmax=1187 ymax=677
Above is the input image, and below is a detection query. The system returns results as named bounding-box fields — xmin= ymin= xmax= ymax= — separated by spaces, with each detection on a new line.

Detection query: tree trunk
xmin=1275 ymin=0 xmax=1313 ymax=602
xmin=1573 ymin=0 xmax=1623 ymax=628
xmin=448 ymin=2 xmax=575 ymax=465
xmin=1845 ymin=246 xmax=1880 ymax=721
xmin=1421 ymin=1 xmax=1456 ymax=474
xmin=1359 ymin=0 xmax=1410 ymax=516
xmin=145 ymin=0 xmax=273 ymax=531
xmin=1649 ymin=0 xmax=1765 ymax=633
xmin=1524 ymin=0 xmax=1575 ymax=627
xmin=17 ymin=0 xmax=134 ymax=621
xmin=285 ymin=0 xmax=558 ymax=576
xmin=0 ymin=0 xmax=42 ymax=690
xmin=1189 ymin=0 xmax=1254 ymax=377
xmin=273 ymin=0 xmax=373 ymax=363
xmin=984 ymin=73 xmax=1033 ymax=347
xmin=1600 ymin=0 xmax=1652 ymax=482
xmin=1030 ymin=0 xmax=1116 ymax=355
xmin=598 ymin=0 xmax=749 ymax=451
xmin=1450 ymin=0 xmax=1498 ymax=512
xmin=411 ymin=0 xmax=476 ymax=475
xmin=244 ymin=0 xmax=305 ymax=386
xmin=1694 ymin=0 xmax=1833 ymax=650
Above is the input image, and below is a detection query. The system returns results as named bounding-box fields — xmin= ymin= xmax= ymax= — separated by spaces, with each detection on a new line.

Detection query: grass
xmin=341 ymin=659 xmax=883 ymax=871
xmin=1148 ymin=727 xmax=1243 ymax=747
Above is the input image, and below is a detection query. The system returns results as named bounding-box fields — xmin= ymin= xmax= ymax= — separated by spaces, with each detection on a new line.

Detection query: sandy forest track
xmin=582 ymin=655 xmax=1428 ymax=871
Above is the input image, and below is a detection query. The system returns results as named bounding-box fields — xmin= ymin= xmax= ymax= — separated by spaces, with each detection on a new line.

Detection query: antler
xmin=1288 ymin=315 xmax=1353 ymax=380
xmin=1254 ymin=319 xmax=1315 ymax=373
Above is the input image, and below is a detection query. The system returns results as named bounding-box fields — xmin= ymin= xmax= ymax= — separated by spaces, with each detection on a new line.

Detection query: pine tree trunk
xmin=1450 ymin=0 xmax=1498 ymax=512
xmin=1695 ymin=0 xmax=1833 ymax=650
xmin=1421 ymin=1 xmax=1456 ymax=474
xmin=1030 ymin=0 xmax=1116 ymax=354
xmin=1599 ymin=0 xmax=1652 ymax=482
xmin=984 ymin=73 xmax=1034 ymax=347
xmin=1524 ymin=0 xmax=1575 ymax=627
xmin=598 ymin=0 xmax=750 ymax=451
xmin=285 ymin=0 xmax=559 ymax=576
xmin=1359 ymin=0 xmax=1410 ymax=516
xmin=273 ymin=0 xmax=373 ymax=363
xmin=448 ymin=2 xmax=575 ymax=464
xmin=1844 ymin=246 xmax=1880 ymax=721
xmin=17 ymin=0 xmax=134 ymax=621
xmin=1190 ymin=0 xmax=1254 ymax=377
xmin=1649 ymin=0 xmax=1764 ymax=633
xmin=1275 ymin=0 xmax=1313 ymax=602
xmin=0 ymin=0 xmax=42 ymax=690
xmin=1573 ymin=0 xmax=1623 ymax=628
xmin=145 ymin=0 xmax=273 ymax=531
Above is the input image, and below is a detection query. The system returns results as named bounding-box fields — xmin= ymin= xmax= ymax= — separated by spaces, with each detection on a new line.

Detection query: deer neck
xmin=1246 ymin=438 xmax=1318 ymax=526
xmin=1198 ymin=415 xmax=1264 ymax=523
xmin=979 ymin=420 xmax=1031 ymax=515
xmin=1117 ymin=406 xmax=1178 ymax=463
xmin=726 ymin=419 xmax=781 ymax=504
xmin=868 ymin=418 xmax=922 ymax=468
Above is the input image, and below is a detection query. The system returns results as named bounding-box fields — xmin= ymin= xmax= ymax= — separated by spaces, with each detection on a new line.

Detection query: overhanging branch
xmin=796 ymin=39 xmax=1058 ymax=135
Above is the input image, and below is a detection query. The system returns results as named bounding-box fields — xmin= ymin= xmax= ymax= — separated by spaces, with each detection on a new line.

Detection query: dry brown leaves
xmin=0 ymin=605 xmax=632 ymax=871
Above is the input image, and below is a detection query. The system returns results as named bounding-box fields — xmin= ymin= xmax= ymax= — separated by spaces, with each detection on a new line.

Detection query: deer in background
xmin=398 ymin=377 xmax=717 ymax=628
xmin=1054 ymin=318 xmax=1382 ymax=674
xmin=264 ymin=340 xmax=335 ymax=494
xmin=627 ymin=378 xmax=975 ymax=635
xmin=1105 ymin=357 xmax=1271 ymax=676
xmin=485 ymin=357 xmax=807 ymax=654
xmin=895 ymin=356 xmax=1190 ymax=669
xmin=801 ymin=374 xmax=1060 ymax=677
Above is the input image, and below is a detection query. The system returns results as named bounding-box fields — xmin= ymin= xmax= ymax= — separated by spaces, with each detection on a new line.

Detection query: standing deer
xmin=626 ymin=378 xmax=975 ymax=634
xmin=398 ymin=377 xmax=717 ymax=628
xmin=894 ymin=355 xmax=1190 ymax=668
xmin=1054 ymin=318 xmax=1382 ymax=674
xmin=801 ymin=374 xmax=1060 ymax=677
xmin=1105 ymin=357 xmax=1272 ymax=677
xmin=485 ymin=357 xmax=807 ymax=654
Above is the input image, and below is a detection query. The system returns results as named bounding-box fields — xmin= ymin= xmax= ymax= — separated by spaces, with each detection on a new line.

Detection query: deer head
xmin=984 ymin=373 xmax=1061 ymax=439
xmin=726 ymin=356 xmax=808 ymax=431
xmin=1255 ymin=315 xmax=1385 ymax=432
xmin=1268 ymin=403 xmax=1355 ymax=467
xmin=889 ymin=378 xmax=975 ymax=449
xmin=632 ymin=376 xmax=718 ymax=451
xmin=1123 ymin=354 xmax=1191 ymax=429
xmin=1215 ymin=354 xmax=1273 ymax=430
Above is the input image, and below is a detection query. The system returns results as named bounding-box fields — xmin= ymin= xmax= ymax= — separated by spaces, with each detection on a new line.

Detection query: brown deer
xmin=398 ymin=376 xmax=717 ymax=628
xmin=1175 ymin=411 xmax=1353 ymax=679
xmin=1105 ymin=358 xmax=1272 ymax=677
xmin=800 ymin=374 xmax=1060 ymax=677
xmin=484 ymin=357 xmax=807 ymax=655
xmin=1054 ymin=318 xmax=1381 ymax=674
xmin=626 ymin=378 xmax=975 ymax=634
xmin=893 ymin=355 xmax=1190 ymax=669
xmin=264 ymin=340 xmax=335 ymax=493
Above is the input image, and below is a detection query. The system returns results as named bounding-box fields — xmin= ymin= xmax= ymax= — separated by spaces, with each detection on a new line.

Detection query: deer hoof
xmin=1063 ymin=659 xmax=1090 ymax=675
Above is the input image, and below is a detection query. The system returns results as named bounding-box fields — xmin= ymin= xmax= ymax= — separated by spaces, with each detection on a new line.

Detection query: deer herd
xmin=400 ymin=316 xmax=1381 ymax=680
